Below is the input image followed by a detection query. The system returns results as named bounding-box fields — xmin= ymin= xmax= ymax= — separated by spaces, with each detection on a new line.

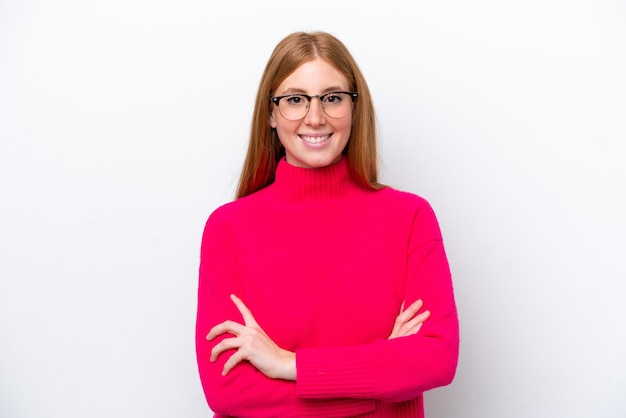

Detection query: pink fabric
xmin=196 ymin=157 xmax=459 ymax=417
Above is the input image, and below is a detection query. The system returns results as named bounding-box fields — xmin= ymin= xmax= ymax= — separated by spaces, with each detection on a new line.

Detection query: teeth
xmin=301 ymin=135 xmax=330 ymax=144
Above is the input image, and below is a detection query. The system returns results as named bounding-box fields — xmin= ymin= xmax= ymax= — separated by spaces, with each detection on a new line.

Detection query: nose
xmin=304 ymin=97 xmax=326 ymax=126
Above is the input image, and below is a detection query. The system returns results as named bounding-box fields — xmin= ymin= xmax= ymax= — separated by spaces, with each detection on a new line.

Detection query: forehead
xmin=275 ymin=58 xmax=349 ymax=94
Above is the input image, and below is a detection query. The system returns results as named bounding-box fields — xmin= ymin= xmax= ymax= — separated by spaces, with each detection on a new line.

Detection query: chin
xmin=293 ymin=155 xmax=342 ymax=169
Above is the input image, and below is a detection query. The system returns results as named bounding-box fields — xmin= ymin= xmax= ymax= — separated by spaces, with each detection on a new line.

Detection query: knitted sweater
xmin=196 ymin=157 xmax=459 ymax=418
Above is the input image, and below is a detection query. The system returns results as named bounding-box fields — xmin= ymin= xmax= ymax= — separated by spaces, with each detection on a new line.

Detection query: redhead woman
xmin=196 ymin=31 xmax=459 ymax=417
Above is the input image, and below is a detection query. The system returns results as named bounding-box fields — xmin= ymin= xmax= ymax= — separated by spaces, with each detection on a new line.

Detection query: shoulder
xmin=204 ymin=186 xmax=272 ymax=227
xmin=200 ymin=197 xmax=250 ymax=247
xmin=205 ymin=195 xmax=253 ymax=224
xmin=373 ymin=186 xmax=443 ymax=236
xmin=374 ymin=186 xmax=436 ymax=214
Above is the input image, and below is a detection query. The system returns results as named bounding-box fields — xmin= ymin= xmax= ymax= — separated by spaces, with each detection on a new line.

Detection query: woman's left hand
xmin=206 ymin=294 xmax=297 ymax=381
xmin=388 ymin=299 xmax=430 ymax=340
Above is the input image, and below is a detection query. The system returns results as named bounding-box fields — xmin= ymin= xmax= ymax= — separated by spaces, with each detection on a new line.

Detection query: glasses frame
xmin=270 ymin=91 xmax=358 ymax=120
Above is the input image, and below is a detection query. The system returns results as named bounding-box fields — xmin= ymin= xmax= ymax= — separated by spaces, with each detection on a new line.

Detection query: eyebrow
xmin=278 ymin=86 xmax=348 ymax=95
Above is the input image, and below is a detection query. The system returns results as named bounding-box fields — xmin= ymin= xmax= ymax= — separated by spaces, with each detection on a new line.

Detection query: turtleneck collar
xmin=271 ymin=156 xmax=360 ymax=206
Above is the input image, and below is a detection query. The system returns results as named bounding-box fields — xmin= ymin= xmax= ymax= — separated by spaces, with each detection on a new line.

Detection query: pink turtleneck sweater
xmin=196 ymin=157 xmax=459 ymax=418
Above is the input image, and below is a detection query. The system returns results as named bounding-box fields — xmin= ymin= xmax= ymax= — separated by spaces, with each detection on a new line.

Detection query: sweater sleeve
xmin=296 ymin=199 xmax=460 ymax=402
xmin=195 ymin=209 xmax=294 ymax=416
xmin=195 ymin=208 xmax=377 ymax=417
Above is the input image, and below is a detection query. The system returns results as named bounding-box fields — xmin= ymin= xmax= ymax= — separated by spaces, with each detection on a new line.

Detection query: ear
xmin=269 ymin=108 xmax=277 ymax=128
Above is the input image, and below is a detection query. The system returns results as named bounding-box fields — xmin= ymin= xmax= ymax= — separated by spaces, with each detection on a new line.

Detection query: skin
xmin=207 ymin=58 xmax=432 ymax=381
xmin=269 ymin=58 xmax=354 ymax=169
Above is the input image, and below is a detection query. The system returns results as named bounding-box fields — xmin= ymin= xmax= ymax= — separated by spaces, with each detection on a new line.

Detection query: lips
xmin=300 ymin=134 xmax=330 ymax=144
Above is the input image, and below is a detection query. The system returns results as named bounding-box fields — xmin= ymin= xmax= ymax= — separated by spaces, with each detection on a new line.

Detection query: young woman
xmin=196 ymin=31 xmax=459 ymax=417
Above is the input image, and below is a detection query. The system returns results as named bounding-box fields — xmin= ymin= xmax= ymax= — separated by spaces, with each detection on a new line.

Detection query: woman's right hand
xmin=206 ymin=294 xmax=297 ymax=381
xmin=388 ymin=299 xmax=430 ymax=340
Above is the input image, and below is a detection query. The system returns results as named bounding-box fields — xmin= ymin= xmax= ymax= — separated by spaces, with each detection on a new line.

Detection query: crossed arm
xmin=206 ymin=294 xmax=431 ymax=381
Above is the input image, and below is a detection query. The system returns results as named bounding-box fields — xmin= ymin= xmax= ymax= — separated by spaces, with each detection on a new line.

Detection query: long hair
xmin=236 ymin=31 xmax=382 ymax=199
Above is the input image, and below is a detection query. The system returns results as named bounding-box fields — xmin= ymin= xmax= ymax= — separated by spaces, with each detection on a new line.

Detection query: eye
xmin=323 ymin=93 xmax=343 ymax=104
xmin=285 ymin=95 xmax=306 ymax=105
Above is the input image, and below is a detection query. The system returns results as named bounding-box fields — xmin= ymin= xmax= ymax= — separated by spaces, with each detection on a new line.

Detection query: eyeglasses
xmin=270 ymin=91 xmax=358 ymax=121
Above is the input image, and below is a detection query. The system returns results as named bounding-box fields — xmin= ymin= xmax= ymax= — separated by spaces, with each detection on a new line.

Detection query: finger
xmin=403 ymin=299 xmax=424 ymax=316
xmin=222 ymin=350 xmax=246 ymax=376
xmin=400 ymin=310 xmax=430 ymax=335
xmin=390 ymin=317 xmax=403 ymax=338
xmin=390 ymin=300 xmax=418 ymax=337
xmin=230 ymin=294 xmax=258 ymax=327
xmin=206 ymin=320 xmax=246 ymax=341
xmin=210 ymin=336 xmax=243 ymax=362
xmin=394 ymin=299 xmax=424 ymax=327
xmin=405 ymin=322 xmax=423 ymax=336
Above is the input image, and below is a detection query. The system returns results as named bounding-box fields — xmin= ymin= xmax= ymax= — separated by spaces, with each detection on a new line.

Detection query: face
xmin=269 ymin=58 xmax=353 ymax=169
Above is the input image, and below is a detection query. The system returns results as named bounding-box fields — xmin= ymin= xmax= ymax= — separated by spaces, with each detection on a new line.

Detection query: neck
xmin=272 ymin=157 xmax=359 ymax=206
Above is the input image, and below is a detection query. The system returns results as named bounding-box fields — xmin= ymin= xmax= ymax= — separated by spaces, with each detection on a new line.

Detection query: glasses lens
xmin=321 ymin=93 xmax=353 ymax=119
xmin=279 ymin=95 xmax=309 ymax=120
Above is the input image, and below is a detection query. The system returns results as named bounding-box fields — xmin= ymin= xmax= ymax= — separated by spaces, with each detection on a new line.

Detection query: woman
xmin=196 ymin=31 xmax=459 ymax=417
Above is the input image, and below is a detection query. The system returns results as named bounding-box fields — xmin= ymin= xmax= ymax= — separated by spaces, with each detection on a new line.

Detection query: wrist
xmin=280 ymin=350 xmax=297 ymax=381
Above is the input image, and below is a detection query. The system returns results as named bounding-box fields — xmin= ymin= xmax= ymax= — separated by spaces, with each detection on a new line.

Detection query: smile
xmin=300 ymin=135 xmax=330 ymax=144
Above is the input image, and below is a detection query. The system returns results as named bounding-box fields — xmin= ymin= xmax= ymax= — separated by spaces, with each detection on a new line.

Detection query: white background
xmin=1 ymin=1 xmax=625 ymax=417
